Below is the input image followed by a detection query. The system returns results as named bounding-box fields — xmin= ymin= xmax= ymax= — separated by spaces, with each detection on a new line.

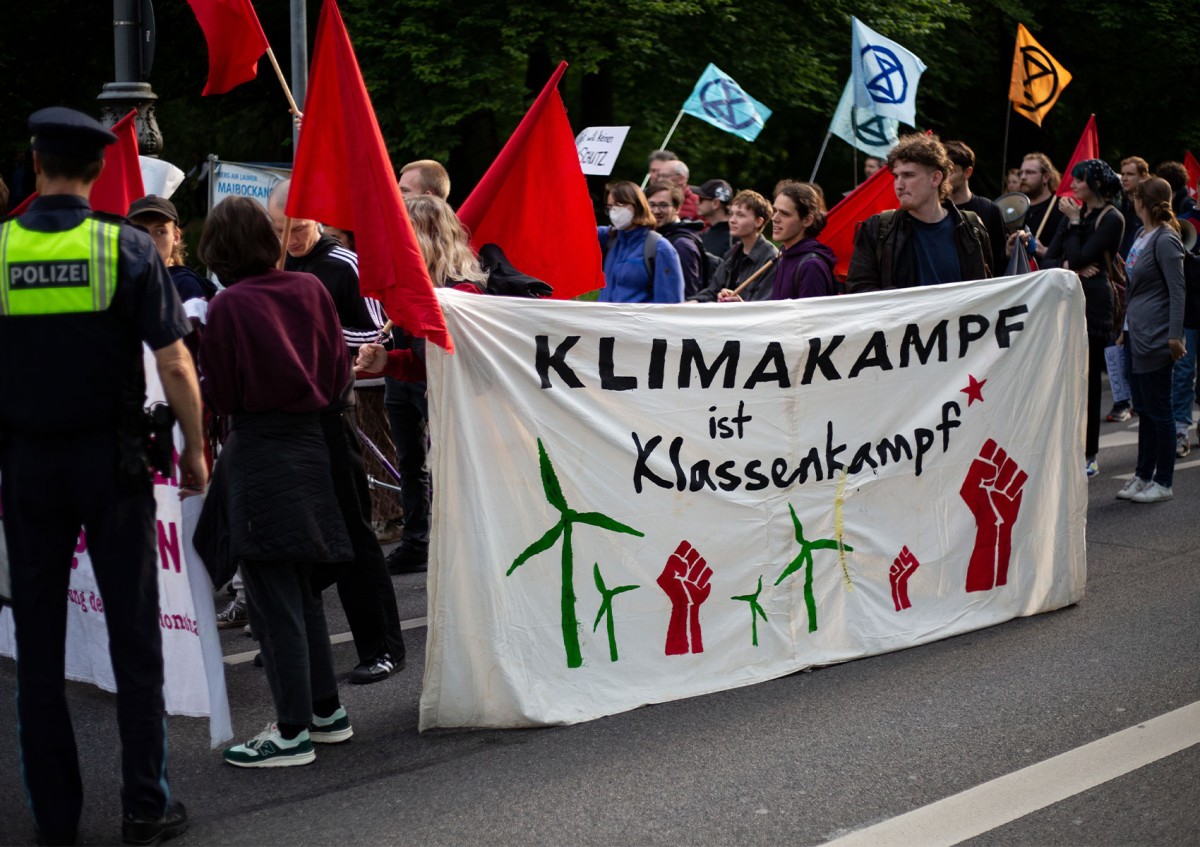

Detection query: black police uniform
xmin=0 ymin=114 xmax=190 ymax=842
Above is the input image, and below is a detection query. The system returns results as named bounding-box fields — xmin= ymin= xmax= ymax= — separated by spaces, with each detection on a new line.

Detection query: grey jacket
xmin=1125 ymin=226 xmax=1186 ymax=374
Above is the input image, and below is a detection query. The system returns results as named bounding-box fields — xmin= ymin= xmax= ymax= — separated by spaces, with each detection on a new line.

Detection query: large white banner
xmin=0 ymin=349 xmax=232 ymax=747
xmin=420 ymin=270 xmax=1088 ymax=729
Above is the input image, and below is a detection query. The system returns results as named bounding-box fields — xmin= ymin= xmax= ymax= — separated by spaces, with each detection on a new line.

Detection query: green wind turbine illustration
xmin=592 ymin=564 xmax=640 ymax=662
xmin=508 ymin=439 xmax=644 ymax=668
xmin=732 ymin=575 xmax=768 ymax=646
xmin=775 ymin=503 xmax=853 ymax=633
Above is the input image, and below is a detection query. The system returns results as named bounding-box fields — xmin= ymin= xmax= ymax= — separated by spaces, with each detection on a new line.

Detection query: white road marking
xmin=821 ymin=701 xmax=1200 ymax=847
xmin=223 ymin=616 xmax=428 ymax=665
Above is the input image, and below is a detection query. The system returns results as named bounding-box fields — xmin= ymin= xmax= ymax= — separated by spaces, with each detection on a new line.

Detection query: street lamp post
xmin=97 ymin=0 xmax=162 ymax=155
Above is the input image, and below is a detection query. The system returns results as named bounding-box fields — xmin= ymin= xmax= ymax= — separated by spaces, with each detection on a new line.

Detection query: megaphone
xmin=1180 ymin=218 xmax=1197 ymax=252
xmin=995 ymin=192 xmax=1030 ymax=233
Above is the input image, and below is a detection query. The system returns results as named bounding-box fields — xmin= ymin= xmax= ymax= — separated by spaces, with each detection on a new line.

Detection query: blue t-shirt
xmin=910 ymin=214 xmax=962 ymax=286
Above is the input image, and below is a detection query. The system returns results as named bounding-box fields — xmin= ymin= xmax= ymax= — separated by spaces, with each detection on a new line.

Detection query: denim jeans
xmin=1171 ymin=327 xmax=1198 ymax=434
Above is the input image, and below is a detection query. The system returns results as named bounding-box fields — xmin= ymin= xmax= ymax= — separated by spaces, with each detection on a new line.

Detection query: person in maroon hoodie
xmin=195 ymin=197 xmax=355 ymax=768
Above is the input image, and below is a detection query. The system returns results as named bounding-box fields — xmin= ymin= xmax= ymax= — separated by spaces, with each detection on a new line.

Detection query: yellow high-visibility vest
xmin=0 ymin=217 xmax=120 ymax=316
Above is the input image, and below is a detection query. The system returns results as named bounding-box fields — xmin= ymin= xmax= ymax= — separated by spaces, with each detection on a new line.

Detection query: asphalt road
xmin=1 ymin=392 xmax=1198 ymax=846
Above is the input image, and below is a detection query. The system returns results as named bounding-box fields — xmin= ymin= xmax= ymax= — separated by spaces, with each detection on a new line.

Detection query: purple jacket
xmin=770 ymin=237 xmax=837 ymax=300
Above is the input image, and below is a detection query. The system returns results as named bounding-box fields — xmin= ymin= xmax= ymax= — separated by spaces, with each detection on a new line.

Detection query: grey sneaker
xmin=1131 ymin=481 xmax=1173 ymax=503
xmin=1115 ymin=476 xmax=1149 ymax=500
xmin=216 ymin=598 xmax=248 ymax=629
xmin=309 ymin=706 xmax=353 ymax=743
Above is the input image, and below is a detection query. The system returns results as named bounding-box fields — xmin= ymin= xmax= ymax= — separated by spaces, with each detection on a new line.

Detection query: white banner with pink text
xmin=419 ymin=270 xmax=1088 ymax=729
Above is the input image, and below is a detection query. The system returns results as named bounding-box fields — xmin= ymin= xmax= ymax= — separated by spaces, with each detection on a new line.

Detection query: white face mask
xmin=608 ymin=205 xmax=634 ymax=231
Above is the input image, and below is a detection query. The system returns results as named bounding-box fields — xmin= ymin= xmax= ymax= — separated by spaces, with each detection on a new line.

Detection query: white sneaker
xmin=1115 ymin=477 xmax=1150 ymax=500
xmin=1131 ymin=481 xmax=1174 ymax=503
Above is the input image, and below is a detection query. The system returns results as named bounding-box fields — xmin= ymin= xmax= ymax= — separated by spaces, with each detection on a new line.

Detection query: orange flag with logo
xmin=1009 ymin=24 xmax=1072 ymax=127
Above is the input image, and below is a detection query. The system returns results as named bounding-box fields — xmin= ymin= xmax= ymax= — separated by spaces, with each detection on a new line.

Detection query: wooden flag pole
xmin=265 ymin=46 xmax=303 ymax=117
xmin=731 ymin=257 xmax=777 ymax=297
xmin=640 ymin=110 xmax=686 ymax=191
xmin=277 ymin=216 xmax=294 ymax=269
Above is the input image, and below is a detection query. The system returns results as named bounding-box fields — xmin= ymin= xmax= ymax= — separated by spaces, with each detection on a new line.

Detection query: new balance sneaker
xmin=1115 ymin=476 xmax=1149 ymax=500
xmin=1131 ymin=481 xmax=1174 ymax=503
xmin=309 ymin=706 xmax=354 ymax=743
xmin=1085 ymin=459 xmax=1099 ymax=478
xmin=216 ymin=598 xmax=248 ymax=629
xmin=1177 ymin=431 xmax=1191 ymax=458
xmin=349 ymin=652 xmax=405 ymax=685
xmin=223 ymin=724 xmax=315 ymax=768
xmin=121 ymin=800 xmax=188 ymax=846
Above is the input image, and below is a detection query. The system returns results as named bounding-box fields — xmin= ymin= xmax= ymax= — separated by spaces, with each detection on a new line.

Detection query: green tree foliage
xmin=1 ymin=0 xmax=1197 ymax=211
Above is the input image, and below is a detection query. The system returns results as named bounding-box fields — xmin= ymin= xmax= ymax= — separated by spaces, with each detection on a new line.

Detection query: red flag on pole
xmin=286 ymin=0 xmax=450 ymax=351
xmin=1056 ymin=114 xmax=1099 ymax=198
xmin=817 ymin=165 xmax=899 ymax=281
xmin=186 ymin=0 xmax=270 ymax=96
xmin=10 ymin=110 xmax=147 ymax=218
xmin=1184 ymin=151 xmax=1200 ymax=200
xmin=458 ymin=62 xmax=603 ymax=300
xmin=91 ymin=110 xmax=146 ymax=216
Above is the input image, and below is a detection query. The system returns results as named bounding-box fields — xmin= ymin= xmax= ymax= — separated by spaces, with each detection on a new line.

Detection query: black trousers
xmin=1 ymin=429 xmax=169 ymax=837
xmin=384 ymin=400 xmax=431 ymax=552
xmin=313 ymin=409 xmax=405 ymax=665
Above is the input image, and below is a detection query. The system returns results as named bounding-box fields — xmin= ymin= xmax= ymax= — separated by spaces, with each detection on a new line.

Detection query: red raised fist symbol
xmin=657 ymin=540 xmax=712 ymax=655
xmin=960 ymin=439 xmax=1027 ymax=592
xmin=890 ymin=546 xmax=920 ymax=611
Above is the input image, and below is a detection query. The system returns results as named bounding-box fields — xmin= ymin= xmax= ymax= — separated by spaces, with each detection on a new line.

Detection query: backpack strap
xmin=643 ymin=230 xmax=662 ymax=294
xmin=875 ymin=210 xmax=900 ymax=290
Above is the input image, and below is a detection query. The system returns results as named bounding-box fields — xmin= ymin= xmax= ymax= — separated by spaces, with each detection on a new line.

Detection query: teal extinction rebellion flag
xmin=850 ymin=17 xmax=927 ymax=127
xmin=830 ymin=78 xmax=899 ymax=159
xmin=681 ymin=64 xmax=773 ymax=142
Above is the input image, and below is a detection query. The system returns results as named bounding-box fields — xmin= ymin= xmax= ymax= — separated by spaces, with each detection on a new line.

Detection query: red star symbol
xmin=960 ymin=374 xmax=987 ymax=406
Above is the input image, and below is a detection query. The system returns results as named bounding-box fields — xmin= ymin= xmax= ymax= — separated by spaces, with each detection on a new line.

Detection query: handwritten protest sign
xmin=419 ymin=270 xmax=1088 ymax=729
xmin=574 ymin=126 xmax=629 ymax=176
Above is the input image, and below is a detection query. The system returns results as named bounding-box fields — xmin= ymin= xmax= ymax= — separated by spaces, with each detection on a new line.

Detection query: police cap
xmin=29 ymin=107 xmax=117 ymax=162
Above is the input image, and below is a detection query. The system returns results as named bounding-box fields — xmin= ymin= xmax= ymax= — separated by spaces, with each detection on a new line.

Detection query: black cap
xmin=28 ymin=107 xmax=117 ymax=162
xmin=128 ymin=194 xmax=180 ymax=223
xmin=694 ymin=179 xmax=733 ymax=204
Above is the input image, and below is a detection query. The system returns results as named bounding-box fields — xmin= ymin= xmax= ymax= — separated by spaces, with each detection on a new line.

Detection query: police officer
xmin=0 ymin=108 xmax=206 ymax=846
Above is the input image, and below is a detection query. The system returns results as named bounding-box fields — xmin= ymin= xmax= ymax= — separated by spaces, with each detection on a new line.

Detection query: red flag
xmin=7 ymin=111 xmax=145 ymax=218
xmin=286 ymin=0 xmax=450 ymax=351
xmin=187 ymin=0 xmax=270 ymax=96
xmin=458 ymin=62 xmax=603 ymax=300
xmin=1056 ymin=114 xmax=1099 ymax=198
xmin=91 ymin=110 xmax=146 ymax=216
xmin=817 ymin=165 xmax=899 ymax=281
xmin=1184 ymin=151 xmax=1200 ymax=200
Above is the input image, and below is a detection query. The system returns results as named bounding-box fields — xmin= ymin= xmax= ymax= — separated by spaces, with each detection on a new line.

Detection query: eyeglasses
xmin=648 ymin=203 xmax=674 ymax=211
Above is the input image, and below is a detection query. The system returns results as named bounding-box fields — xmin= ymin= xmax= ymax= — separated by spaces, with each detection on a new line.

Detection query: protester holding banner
xmin=0 ymin=107 xmax=204 ymax=846
xmin=1116 ymin=177 xmax=1187 ymax=503
xmin=691 ymin=190 xmax=777 ymax=303
xmin=845 ymin=134 xmax=992 ymax=293
xmin=195 ymin=197 xmax=355 ymax=768
xmin=1044 ymin=159 xmax=1124 ymax=478
xmin=598 ymin=180 xmax=684 ymax=304
xmin=721 ymin=181 xmax=835 ymax=302
xmin=378 ymin=195 xmax=489 ymax=574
